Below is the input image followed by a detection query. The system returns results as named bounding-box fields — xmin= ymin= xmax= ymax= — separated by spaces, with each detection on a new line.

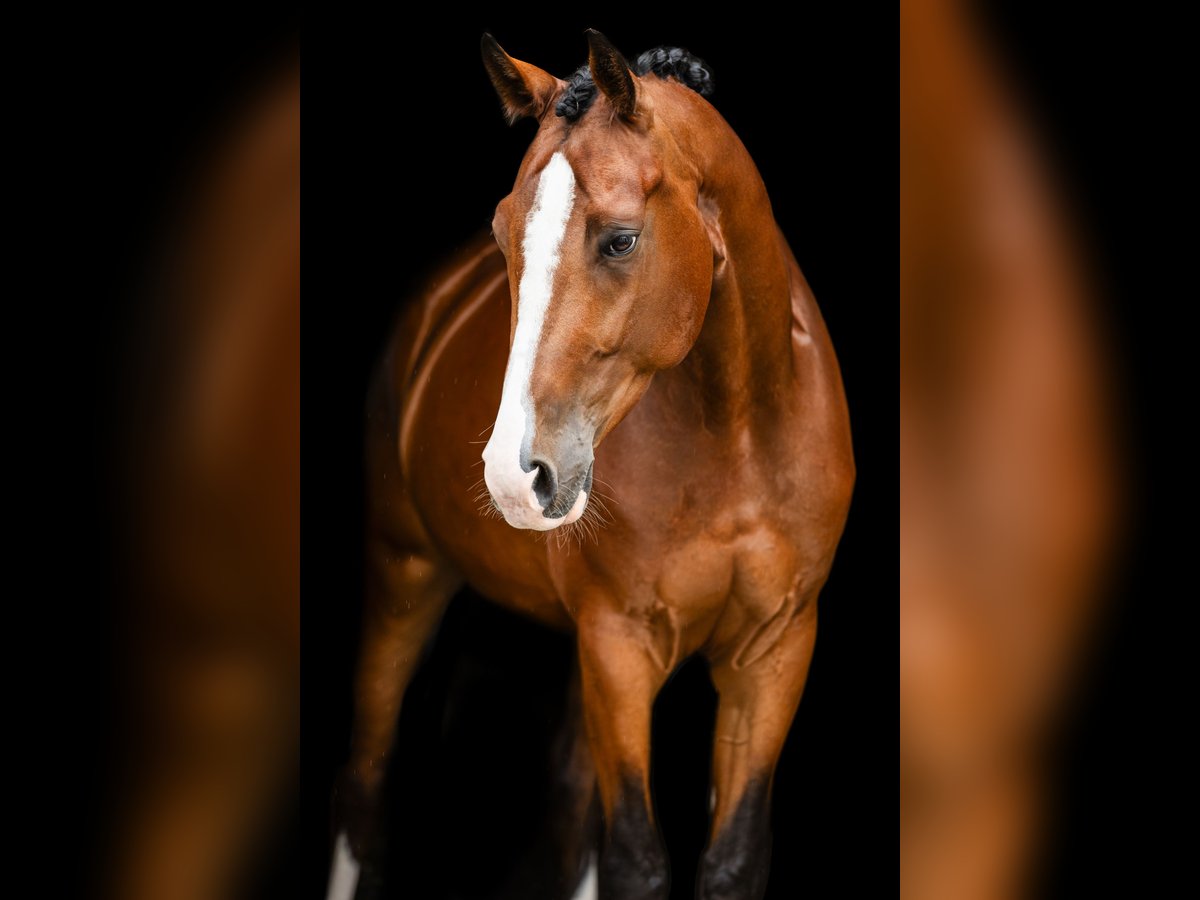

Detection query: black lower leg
xmin=697 ymin=776 xmax=772 ymax=900
xmin=330 ymin=766 xmax=388 ymax=899
xmin=599 ymin=773 xmax=669 ymax=900
xmin=497 ymin=665 xmax=600 ymax=900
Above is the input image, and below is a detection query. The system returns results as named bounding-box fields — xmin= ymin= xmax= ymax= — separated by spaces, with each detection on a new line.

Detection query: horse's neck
xmin=670 ymin=120 xmax=797 ymax=434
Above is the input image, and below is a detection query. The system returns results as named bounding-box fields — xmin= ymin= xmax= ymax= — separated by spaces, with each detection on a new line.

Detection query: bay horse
xmin=330 ymin=31 xmax=853 ymax=900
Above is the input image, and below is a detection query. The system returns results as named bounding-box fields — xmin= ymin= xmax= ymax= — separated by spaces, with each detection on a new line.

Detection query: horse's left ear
xmin=586 ymin=29 xmax=638 ymax=119
xmin=481 ymin=33 xmax=563 ymax=124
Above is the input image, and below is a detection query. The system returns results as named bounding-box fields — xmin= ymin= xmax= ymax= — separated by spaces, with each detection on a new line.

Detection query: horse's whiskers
xmin=467 ymin=474 xmax=502 ymax=520
xmin=591 ymin=479 xmax=621 ymax=505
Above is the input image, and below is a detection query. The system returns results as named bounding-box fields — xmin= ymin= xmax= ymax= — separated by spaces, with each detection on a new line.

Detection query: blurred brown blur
xmin=108 ymin=61 xmax=299 ymax=900
xmin=901 ymin=2 xmax=1116 ymax=898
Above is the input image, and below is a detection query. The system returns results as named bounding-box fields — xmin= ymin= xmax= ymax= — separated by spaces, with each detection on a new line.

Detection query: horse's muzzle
xmin=482 ymin=453 xmax=590 ymax=531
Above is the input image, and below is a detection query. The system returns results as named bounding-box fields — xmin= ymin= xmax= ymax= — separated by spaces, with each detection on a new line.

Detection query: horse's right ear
xmin=481 ymin=34 xmax=562 ymax=125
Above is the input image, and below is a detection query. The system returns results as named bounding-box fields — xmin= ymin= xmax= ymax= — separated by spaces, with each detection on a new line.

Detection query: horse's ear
xmin=481 ymin=34 xmax=562 ymax=124
xmin=586 ymin=29 xmax=637 ymax=119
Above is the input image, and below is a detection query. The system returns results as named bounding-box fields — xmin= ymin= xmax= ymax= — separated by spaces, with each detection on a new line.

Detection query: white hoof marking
xmin=570 ymin=851 xmax=598 ymax=900
xmin=325 ymin=831 xmax=360 ymax=900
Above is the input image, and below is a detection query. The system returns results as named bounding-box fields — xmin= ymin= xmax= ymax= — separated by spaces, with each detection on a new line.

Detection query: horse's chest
xmin=650 ymin=521 xmax=805 ymax=657
xmin=654 ymin=533 xmax=739 ymax=618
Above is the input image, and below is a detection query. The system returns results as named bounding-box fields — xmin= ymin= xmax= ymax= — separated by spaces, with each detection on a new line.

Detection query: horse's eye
xmin=604 ymin=233 xmax=638 ymax=257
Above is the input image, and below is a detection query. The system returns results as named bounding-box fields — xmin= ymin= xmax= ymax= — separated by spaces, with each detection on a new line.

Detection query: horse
xmin=329 ymin=30 xmax=854 ymax=900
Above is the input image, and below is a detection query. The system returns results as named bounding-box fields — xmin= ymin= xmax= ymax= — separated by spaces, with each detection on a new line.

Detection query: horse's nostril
xmin=530 ymin=458 xmax=557 ymax=510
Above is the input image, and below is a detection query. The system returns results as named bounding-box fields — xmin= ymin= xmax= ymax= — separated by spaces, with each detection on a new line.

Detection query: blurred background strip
xmin=103 ymin=30 xmax=299 ymax=900
xmin=901 ymin=2 xmax=1118 ymax=897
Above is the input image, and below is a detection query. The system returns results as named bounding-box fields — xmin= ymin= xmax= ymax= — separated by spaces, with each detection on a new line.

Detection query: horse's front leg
xmin=577 ymin=605 xmax=673 ymax=900
xmin=699 ymin=597 xmax=818 ymax=900
xmin=328 ymin=536 xmax=458 ymax=900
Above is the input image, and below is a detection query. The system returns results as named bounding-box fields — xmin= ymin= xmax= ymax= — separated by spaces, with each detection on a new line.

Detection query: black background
xmin=13 ymin=6 xmax=1195 ymax=899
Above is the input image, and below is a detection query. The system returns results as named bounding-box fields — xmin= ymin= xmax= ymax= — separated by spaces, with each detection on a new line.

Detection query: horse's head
xmin=480 ymin=31 xmax=717 ymax=531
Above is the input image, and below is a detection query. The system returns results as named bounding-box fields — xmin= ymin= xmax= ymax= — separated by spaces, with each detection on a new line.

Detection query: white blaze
xmin=483 ymin=151 xmax=587 ymax=530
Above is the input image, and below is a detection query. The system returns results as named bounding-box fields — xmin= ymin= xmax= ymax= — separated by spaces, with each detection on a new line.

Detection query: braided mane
xmin=555 ymin=46 xmax=714 ymax=121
